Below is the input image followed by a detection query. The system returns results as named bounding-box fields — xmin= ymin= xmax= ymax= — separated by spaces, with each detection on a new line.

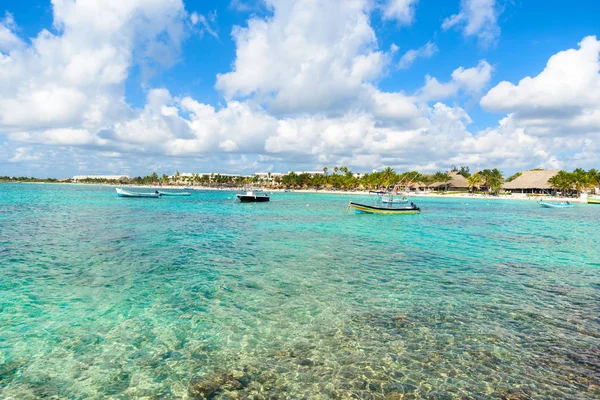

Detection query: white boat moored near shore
xmin=116 ymin=188 xmax=161 ymax=198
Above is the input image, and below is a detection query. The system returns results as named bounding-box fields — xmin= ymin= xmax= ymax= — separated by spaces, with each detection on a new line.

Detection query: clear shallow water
xmin=1 ymin=184 xmax=599 ymax=399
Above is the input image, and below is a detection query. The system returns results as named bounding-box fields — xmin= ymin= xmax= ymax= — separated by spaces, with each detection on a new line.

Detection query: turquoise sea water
xmin=1 ymin=183 xmax=599 ymax=399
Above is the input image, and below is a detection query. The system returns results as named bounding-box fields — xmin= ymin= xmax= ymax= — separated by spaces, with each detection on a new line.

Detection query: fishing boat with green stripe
xmin=347 ymin=201 xmax=420 ymax=215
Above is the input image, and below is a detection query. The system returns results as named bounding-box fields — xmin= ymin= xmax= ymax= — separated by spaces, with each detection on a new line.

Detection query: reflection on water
xmin=1 ymin=184 xmax=599 ymax=399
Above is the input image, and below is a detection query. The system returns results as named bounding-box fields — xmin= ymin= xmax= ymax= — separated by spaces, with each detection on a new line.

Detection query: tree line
xmin=3 ymin=167 xmax=599 ymax=194
xmin=0 ymin=176 xmax=58 ymax=183
xmin=548 ymin=168 xmax=600 ymax=196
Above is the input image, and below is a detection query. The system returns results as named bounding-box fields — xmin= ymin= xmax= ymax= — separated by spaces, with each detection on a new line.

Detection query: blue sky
xmin=0 ymin=0 xmax=599 ymax=177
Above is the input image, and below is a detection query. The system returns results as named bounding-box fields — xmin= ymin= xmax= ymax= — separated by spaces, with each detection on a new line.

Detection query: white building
xmin=169 ymin=173 xmax=251 ymax=181
xmin=288 ymin=171 xmax=325 ymax=177
xmin=254 ymin=172 xmax=285 ymax=182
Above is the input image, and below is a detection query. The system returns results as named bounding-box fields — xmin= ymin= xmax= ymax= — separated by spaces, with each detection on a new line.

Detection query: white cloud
xmin=8 ymin=147 xmax=42 ymax=163
xmin=0 ymin=11 xmax=23 ymax=52
xmin=190 ymin=11 xmax=219 ymax=39
xmin=398 ymin=41 xmax=437 ymax=69
xmin=480 ymin=35 xmax=600 ymax=157
xmin=381 ymin=0 xmax=419 ymax=25
xmin=0 ymin=0 xmax=189 ymax=138
xmin=451 ymin=60 xmax=494 ymax=92
xmin=442 ymin=0 xmax=500 ymax=48
xmin=215 ymin=0 xmax=389 ymax=114
xmin=481 ymin=36 xmax=600 ymax=118
xmin=418 ymin=60 xmax=493 ymax=101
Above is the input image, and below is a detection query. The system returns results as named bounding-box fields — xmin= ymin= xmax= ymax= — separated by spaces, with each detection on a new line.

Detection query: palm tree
xmin=548 ymin=171 xmax=573 ymax=195
xmin=466 ymin=173 xmax=483 ymax=193
xmin=588 ymin=169 xmax=600 ymax=194
xmin=161 ymin=174 xmax=169 ymax=186
xmin=381 ymin=167 xmax=396 ymax=190
xmin=571 ymin=168 xmax=589 ymax=197
xmin=488 ymin=169 xmax=504 ymax=195
xmin=418 ymin=174 xmax=435 ymax=191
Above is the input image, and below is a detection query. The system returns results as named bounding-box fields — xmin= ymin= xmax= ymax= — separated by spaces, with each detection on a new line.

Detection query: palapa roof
xmin=428 ymin=171 xmax=469 ymax=189
xmin=502 ymin=169 xmax=560 ymax=190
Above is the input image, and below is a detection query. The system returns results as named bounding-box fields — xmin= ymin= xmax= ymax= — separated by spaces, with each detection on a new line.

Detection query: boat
xmin=587 ymin=197 xmax=600 ymax=205
xmin=348 ymin=201 xmax=420 ymax=214
xmin=115 ymin=188 xmax=161 ymax=198
xmin=538 ymin=201 xmax=573 ymax=208
xmin=158 ymin=191 xmax=191 ymax=196
xmin=236 ymin=189 xmax=270 ymax=202
xmin=369 ymin=191 xmax=409 ymax=204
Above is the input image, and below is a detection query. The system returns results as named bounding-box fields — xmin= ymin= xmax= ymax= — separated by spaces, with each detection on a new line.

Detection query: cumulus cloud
xmin=0 ymin=0 xmax=189 ymax=138
xmin=215 ymin=0 xmax=390 ymax=114
xmin=0 ymin=11 xmax=23 ymax=52
xmin=398 ymin=41 xmax=437 ymax=69
xmin=8 ymin=147 xmax=42 ymax=163
xmin=481 ymin=35 xmax=600 ymax=150
xmin=442 ymin=0 xmax=501 ymax=48
xmin=481 ymin=36 xmax=600 ymax=117
xmin=417 ymin=60 xmax=493 ymax=101
xmin=381 ymin=0 xmax=419 ymax=25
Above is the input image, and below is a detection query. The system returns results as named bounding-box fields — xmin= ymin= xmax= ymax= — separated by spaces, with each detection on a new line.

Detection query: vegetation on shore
xmin=548 ymin=168 xmax=599 ymax=197
xmin=0 ymin=176 xmax=59 ymax=183
xmin=2 ymin=167 xmax=598 ymax=195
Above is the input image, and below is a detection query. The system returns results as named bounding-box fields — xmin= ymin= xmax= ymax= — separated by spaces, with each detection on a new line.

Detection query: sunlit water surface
xmin=1 ymin=183 xmax=599 ymax=399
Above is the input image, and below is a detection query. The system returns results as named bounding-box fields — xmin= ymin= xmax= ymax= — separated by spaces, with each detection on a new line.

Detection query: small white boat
xmin=538 ymin=201 xmax=573 ymax=208
xmin=116 ymin=188 xmax=160 ymax=198
xmin=236 ymin=189 xmax=270 ymax=202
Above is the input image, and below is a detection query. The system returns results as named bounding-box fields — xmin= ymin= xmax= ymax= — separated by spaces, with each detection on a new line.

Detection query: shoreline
xmin=7 ymin=181 xmax=588 ymax=203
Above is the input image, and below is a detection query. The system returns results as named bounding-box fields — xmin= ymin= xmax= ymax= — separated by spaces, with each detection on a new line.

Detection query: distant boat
xmin=538 ymin=201 xmax=573 ymax=208
xmin=236 ymin=189 xmax=270 ymax=202
xmin=158 ymin=191 xmax=191 ymax=196
xmin=588 ymin=197 xmax=600 ymax=205
xmin=116 ymin=188 xmax=160 ymax=198
xmin=348 ymin=201 xmax=420 ymax=215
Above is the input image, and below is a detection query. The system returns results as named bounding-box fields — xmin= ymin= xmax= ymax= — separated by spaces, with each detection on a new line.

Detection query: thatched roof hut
xmin=428 ymin=171 xmax=469 ymax=190
xmin=502 ymin=170 xmax=560 ymax=193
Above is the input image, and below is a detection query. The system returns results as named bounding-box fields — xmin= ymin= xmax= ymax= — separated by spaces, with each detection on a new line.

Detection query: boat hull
xmin=116 ymin=188 xmax=160 ymax=198
xmin=158 ymin=191 xmax=191 ymax=196
xmin=237 ymin=195 xmax=270 ymax=202
xmin=538 ymin=201 xmax=573 ymax=208
xmin=349 ymin=202 xmax=420 ymax=214
xmin=588 ymin=198 xmax=600 ymax=204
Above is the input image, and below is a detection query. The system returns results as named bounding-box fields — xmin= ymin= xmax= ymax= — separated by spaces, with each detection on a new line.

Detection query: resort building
xmin=72 ymin=175 xmax=129 ymax=182
xmin=288 ymin=171 xmax=325 ymax=177
xmin=170 ymin=173 xmax=251 ymax=180
xmin=426 ymin=171 xmax=469 ymax=191
xmin=502 ymin=170 xmax=560 ymax=194
xmin=254 ymin=172 xmax=285 ymax=183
